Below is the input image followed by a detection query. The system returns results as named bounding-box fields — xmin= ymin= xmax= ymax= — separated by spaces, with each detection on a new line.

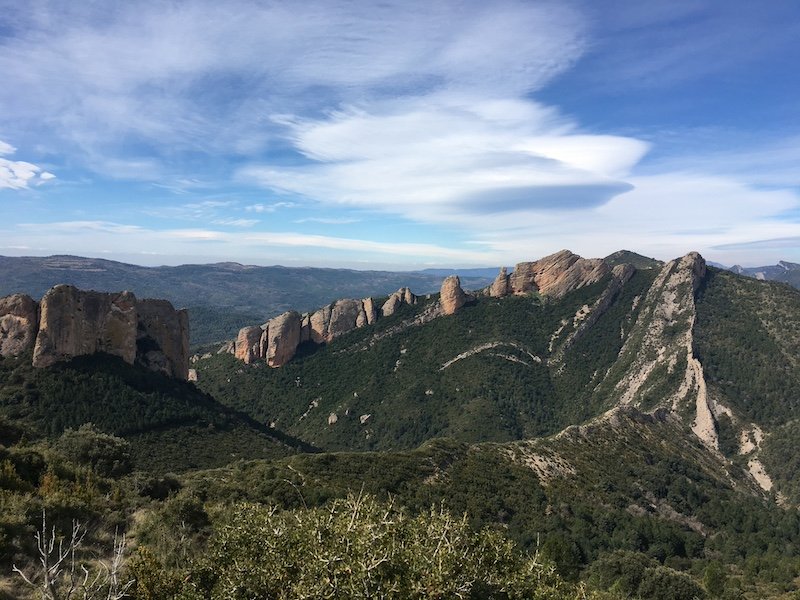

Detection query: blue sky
xmin=1 ymin=0 xmax=799 ymax=269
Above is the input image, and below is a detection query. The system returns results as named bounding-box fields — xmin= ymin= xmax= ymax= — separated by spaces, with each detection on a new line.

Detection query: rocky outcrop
xmin=440 ymin=275 xmax=467 ymax=316
xmin=596 ymin=252 xmax=719 ymax=450
xmin=0 ymin=294 xmax=39 ymax=357
xmin=0 ymin=285 xmax=190 ymax=379
xmin=265 ymin=311 xmax=302 ymax=367
xmin=362 ymin=298 xmax=378 ymax=326
xmin=308 ymin=304 xmax=332 ymax=344
xmin=381 ymin=287 xmax=417 ymax=317
xmin=136 ymin=299 xmax=190 ymax=379
xmin=554 ymin=263 xmax=636 ymax=358
xmin=505 ymin=250 xmax=610 ymax=298
xmin=489 ymin=268 xmax=509 ymax=298
xmin=235 ymin=325 xmax=264 ymax=364
xmin=329 ymin=299 xmax=364 ymax=339
xmin=33 ymin=285 xmax=138 ymax=368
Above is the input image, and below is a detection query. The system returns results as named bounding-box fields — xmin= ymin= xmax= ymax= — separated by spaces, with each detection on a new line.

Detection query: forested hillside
xmin=4 ymin=251 xmax=800 ymax=598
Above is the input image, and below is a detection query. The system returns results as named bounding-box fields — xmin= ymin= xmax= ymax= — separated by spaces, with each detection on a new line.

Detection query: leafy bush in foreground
xmin=131 ymin=493 xmax=599 ymax=599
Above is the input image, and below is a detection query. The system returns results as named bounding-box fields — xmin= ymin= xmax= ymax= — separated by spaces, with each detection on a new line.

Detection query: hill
xmin=0 ymin=351 xmax=305 ymax=473
xmin=603 ymin=249 xmax=663 ymax=270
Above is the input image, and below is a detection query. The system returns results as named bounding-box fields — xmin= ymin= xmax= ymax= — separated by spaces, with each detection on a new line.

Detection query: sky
xmin=1 ymin=0 xmax=799 ymax=269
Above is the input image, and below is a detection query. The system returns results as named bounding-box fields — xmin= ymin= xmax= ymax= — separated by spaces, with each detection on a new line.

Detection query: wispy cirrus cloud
xmin=0 ymin=0 xmax=586 ymax=176
xmin=245 ymin=202 xmax=298 ymax=213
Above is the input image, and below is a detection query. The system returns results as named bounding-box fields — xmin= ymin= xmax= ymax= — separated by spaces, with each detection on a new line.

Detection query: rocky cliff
xmin=228 ymin=251 xmax=614 ymax=369
xmin=0 ymin=294 xmax=39 ymax=357
xmin=230 ymin=276 xmax=471 ymax=367
xmin=492 ymin=249 xmax=610 ymax=299
xmin=0 ymin=284 xmax=189 ymax=379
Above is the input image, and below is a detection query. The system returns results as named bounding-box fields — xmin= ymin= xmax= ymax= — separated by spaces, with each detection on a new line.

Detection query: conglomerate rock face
xmin=265 ymin=311 xmax=302 ymax=368
xmin=32 ymin=285 xmax=138 ymax=368
xmin=0 ymin=284 xmax=190 ymax=380
xmin=235 ymin=325 xmax=264 ymax=364
xmin=495 ymin=250 xmax=611 ymax=299
xmin=440 ymin=276 xmax=468 ymax=316
xmin=136 ymin=299 xmax=190 ymax=379
xmin=0 ymin=293 xmax=39 ymax=356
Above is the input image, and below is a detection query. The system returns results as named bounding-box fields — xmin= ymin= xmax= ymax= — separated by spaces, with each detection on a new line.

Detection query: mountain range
xmin=2 ymin=248 xmax=800 ymax=598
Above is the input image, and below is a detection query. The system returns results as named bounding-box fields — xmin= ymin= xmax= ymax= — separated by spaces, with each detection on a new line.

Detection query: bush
xmin=133 ymin=493 xmax=594 ymax=599
xmin=55 ymin=424 xmax=132 ymax=477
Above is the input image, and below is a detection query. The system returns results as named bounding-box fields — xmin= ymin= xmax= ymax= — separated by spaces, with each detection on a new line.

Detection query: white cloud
xmin=245 ymin=202 xmax=298 ymax=213
xmin=294 ymin=217 xmax=361 ymax=225
xmin=212 ymin=218 xmax=259 ymax=227
xmin=0 ymin=141 xmax=16 ymax=156
xmin=0 ymin=140 xmax=56 ymax=189
xmin=459 ymin=172 xmax=800 ymax=266
xmin=242 ymin=97 xmax=649 ymax=222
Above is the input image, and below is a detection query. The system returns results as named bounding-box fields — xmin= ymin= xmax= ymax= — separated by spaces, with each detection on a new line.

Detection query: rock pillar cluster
xmin=0 ymin=284 xmax=190 ymax=380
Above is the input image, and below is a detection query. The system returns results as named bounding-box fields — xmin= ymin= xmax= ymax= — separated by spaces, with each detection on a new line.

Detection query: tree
xmin=12 ymin=510 xmax=133 ymax=600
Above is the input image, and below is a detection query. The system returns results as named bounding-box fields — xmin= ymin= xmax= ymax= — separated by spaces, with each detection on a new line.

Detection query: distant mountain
xmin=726 ymin=259 xmax=800 ymax=288
xmin=0 ymin=255 xmax=496 ymax=346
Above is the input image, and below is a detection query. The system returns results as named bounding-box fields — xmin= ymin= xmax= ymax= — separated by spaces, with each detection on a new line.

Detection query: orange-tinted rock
xmin=136 ymin=299 xmax=190 ymax=379
xmin=0 ymin=293 xmax=39 ymax=357
xmin=266 ymin=310 xmax=301 ymax=367
xmin=33 ymin=285 xmax=138 ymax=368
xmin=509 ymin=250 xmax=610 ymax=298
xmin=489 ymin=267 xmax=509 ymax=298
xmin=234 ymin=324 xmax=264 ymax=364
xmin=440 ymin=275 xmax=467 ymax=315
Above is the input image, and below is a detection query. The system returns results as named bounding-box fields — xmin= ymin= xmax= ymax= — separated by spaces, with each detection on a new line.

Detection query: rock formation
xmin=0 ymin=284 xmax=190 ymax=379
xmin=440 ymin=275 xmax=468 ymax=316
xmin=381 ymin=287 xmax=417 ymax=317
xmin=489 ymin=268 xmax=509 ymax=298
xmin=225 ymin=249 xmax=634 ymax=369
xmin=492 ymin=250 xmax=611 ymax=299
xmin=136 ymin=299 xmax=190 ymax=379
xmin=265 ymin=311 xmax=302 ymax=367
xmin=328 ymin=299 xmax=364 ymax=340
xmin=0 ymin=294 xmax=39 ymax=356
xmin=235 ymin=325 xmax=263 ymax=364
xmin=33 ymin=285 xmax=138 ymax=368
xmin=362 ymin=298 xmax=378 ymax=325
xmin=308 ymin=304 xmax=332 ymax=344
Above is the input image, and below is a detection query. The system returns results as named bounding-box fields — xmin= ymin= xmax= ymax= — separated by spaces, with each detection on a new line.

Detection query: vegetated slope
xmin=0 ymin=352 xmax=304 ymax=473
xmin=603 ymin=250 xmax=663 ymax=270
xmin=694 ymin=267 xmax=800 ymax=502
xmin=0 ymin=255 xmax=495 ymax=346
xmin=175 ymin=408 xmax=798 ymax=595
xmin=195 ymin=268 xmax=657 ymax=451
